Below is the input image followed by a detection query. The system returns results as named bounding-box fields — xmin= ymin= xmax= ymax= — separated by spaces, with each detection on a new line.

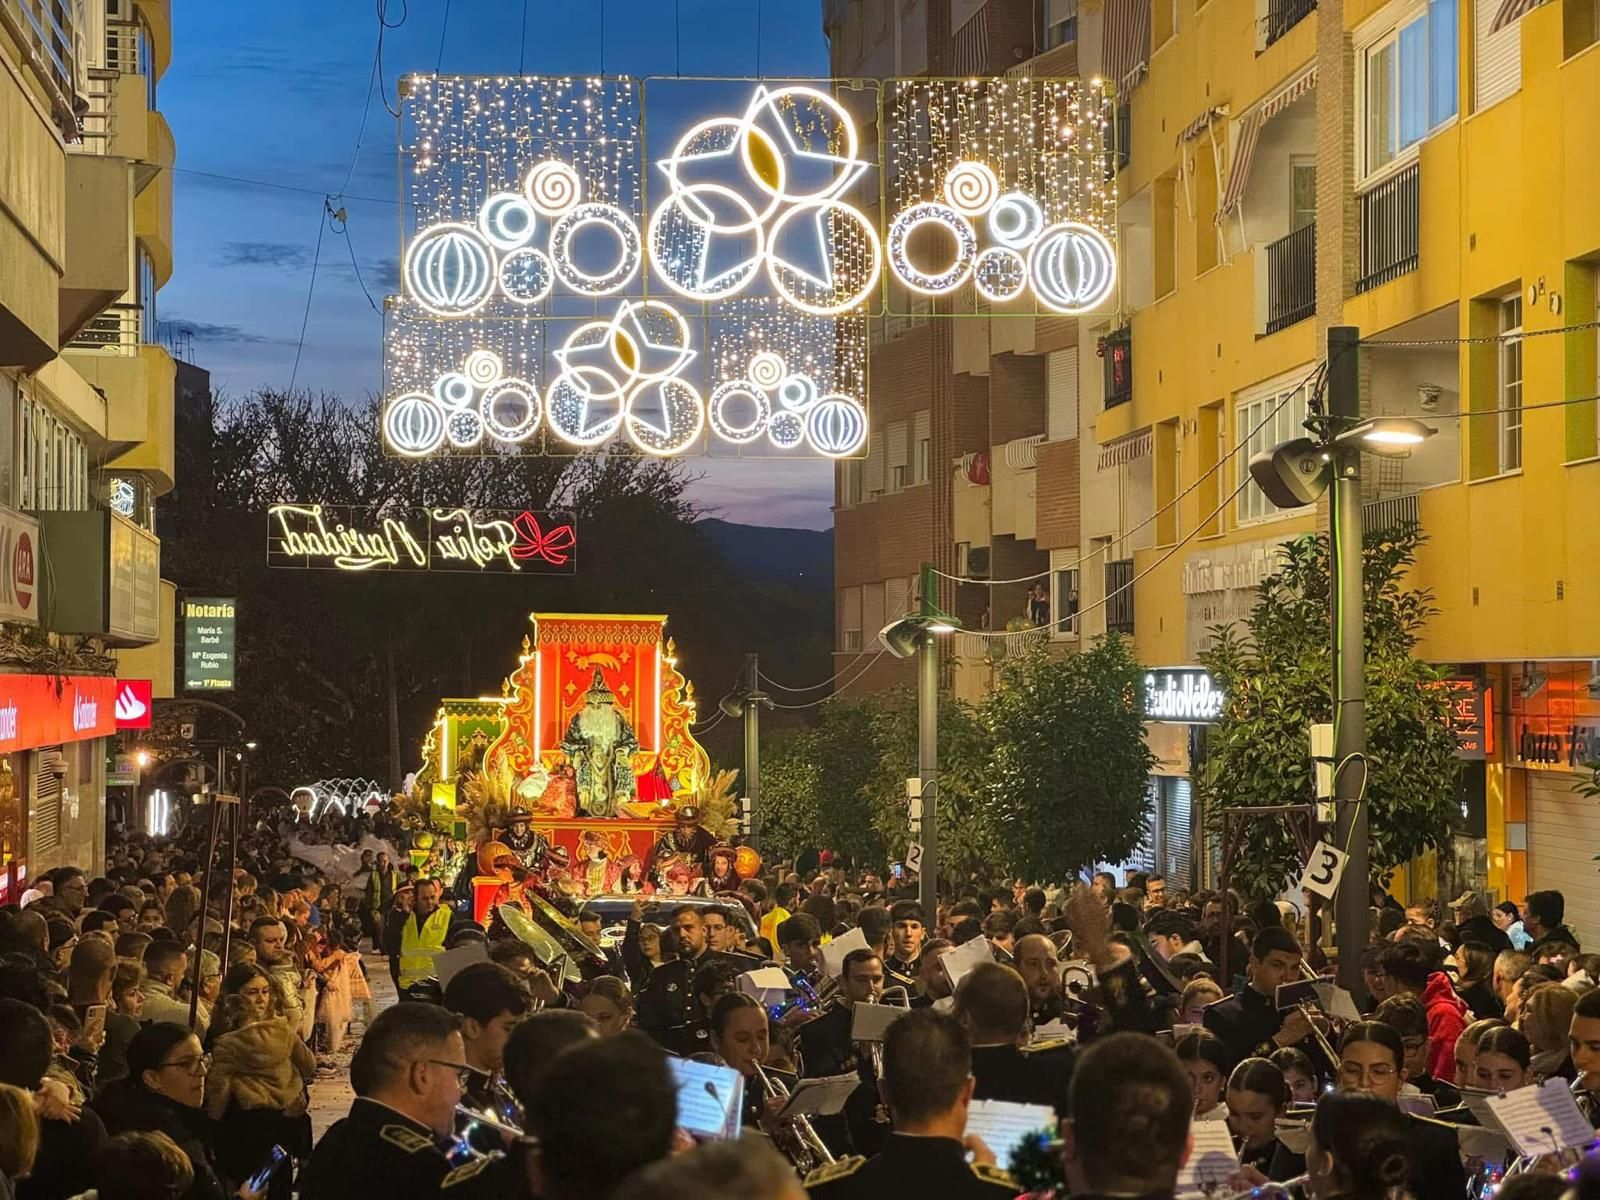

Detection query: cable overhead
xmin=767 ymin=651 xmax=889 ymax=710
xmin=171 ymin=167 xmax=393 ymax=206
xmin=286 ymin=202 xmax=330 ymax=394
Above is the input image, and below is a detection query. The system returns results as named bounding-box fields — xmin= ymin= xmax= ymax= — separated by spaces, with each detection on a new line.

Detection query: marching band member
xmin=953 ymin=962 xmax=1072 ymax=1115
xmin=796 ymin=950 xmax=882 ymax=1080
xmin=1225 ymin=1058 xmax=1292 ymax=1176
xmin=1571 ymin=988 xmax=1600 ymax=1123
xmin=882 ymin=902 xmax=926 ymax=991
xmin=1175 ymin=1030 xmax=1232 ymax=1122
xmin=441 ymin=962 xmax=533 ymax=1149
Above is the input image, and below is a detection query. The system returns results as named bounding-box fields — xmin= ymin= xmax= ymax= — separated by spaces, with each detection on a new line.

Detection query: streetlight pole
xmin=1327 ymin=325 xmax=1370 ymax=994
xmin=740 ymin=653 xmax=762 ymax=847
xmin=917 ymin=562 xmax=939 ymax=924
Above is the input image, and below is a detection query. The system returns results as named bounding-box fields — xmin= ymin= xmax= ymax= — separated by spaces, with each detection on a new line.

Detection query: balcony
xmin=30 ymin=509 xmax=161 ymax=645
xmin=1263 ymin=0 xmax=1316 ymax=47
xmin=63 ymin=329 xmax=176 ymax=492
xmin=0 ymin=0 xmax=81 ymax=138
xmin=1357 ymin=163 xmax=1420 ymax=294
xmin=1105 ymin=558 xmax=1135 ymax=635
xmin=59 ymin=155 xmax=134 ymax=342
xmin=1264 ymin=223 xmax=1316 ymax=333
xmin=1364 ymin=492 xmax=1419 ymax=533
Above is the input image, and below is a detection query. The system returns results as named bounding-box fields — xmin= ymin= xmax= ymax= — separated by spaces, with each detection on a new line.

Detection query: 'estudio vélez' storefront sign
xmin=1144 ymin=668 xmax=1225 ymax=724
xmin=265 ymin=504 xmax=577 ymax=574
xmin=0 ymin=674 xmax=117 ymax=753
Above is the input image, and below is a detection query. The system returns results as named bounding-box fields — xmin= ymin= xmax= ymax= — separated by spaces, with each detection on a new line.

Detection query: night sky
xmin=159 ymin=0 xmax=836 ymax=528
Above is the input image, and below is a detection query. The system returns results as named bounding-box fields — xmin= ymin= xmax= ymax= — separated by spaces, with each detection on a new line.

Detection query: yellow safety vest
xmin=398 ymin=907 xmax=452 ymax=988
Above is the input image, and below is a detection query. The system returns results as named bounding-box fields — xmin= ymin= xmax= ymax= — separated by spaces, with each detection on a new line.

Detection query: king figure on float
xmin=560 ymin=669 xmax=640 ymax=817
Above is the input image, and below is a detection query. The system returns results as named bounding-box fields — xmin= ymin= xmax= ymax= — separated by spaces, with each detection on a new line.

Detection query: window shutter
xmin=30 ymin=748 xmax=63 ymax=854
xmin=861 ymin=583 xmax=887 ymax=639
xmin=864 ymin=434 xmax=885 ymax=494
xmin=842 ymin=587 xmax=862 ymax=634
xmin=1160 ymin=778 xmax=1193 ymax=889
xmin=1047 ymin=348 xmax=1080 ymax=441
xmin=912 ymin=409 xmax=930 ymax=449
xmin=885 ymin=421 xmax=909 ymax=470
xmin=1473 ymin=0 xmax=1520 ymax=112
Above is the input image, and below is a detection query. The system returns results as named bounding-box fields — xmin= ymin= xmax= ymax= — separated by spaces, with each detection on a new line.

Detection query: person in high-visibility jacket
xmin=396 ymin=878 xmax=458 ymax=993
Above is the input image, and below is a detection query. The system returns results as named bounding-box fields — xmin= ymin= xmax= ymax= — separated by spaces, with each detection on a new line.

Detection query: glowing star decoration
xmin=481 ymin=379 xmax=542 ymax=442
xmin=973 ymin=247 xmax=1028 ymax=302
xmin=548 ymin=202 xmax=642 ymax=296
xmin=887 ymin=202 xmax=978 ymax=295
xmin=385 ymin=393 xmax=448 ymax=457
xmin=707 ymin=380 xmax=771 ymax=444
xmin=405 ymin=223 xmax=497 ymax=316
xmin=625 ymin=377 xmax=704 ymax=456
xmin=649 ymin=84 xmax=880 ymax=315
xmin=943 ymin=161 xmax=1000 ymax=216
xmin=988 ymin=192 xmax=1045 ymax=249
xmin=748 ymin=351 xmax=786 ymax=390
xmin=523 ymin=159 xmax=582 ymax=216
xmin=547 ymin=370 xmax=626 ymax=446
xmin=1029 ymin=221 xmax=1117 ymax=314
xmin=478 ymin=192 xmax=538 ymax=250
xmin=498 ymin=247 xmax=554 ymax=304
xmin=806 ymin=395 xmax=868 ymax=457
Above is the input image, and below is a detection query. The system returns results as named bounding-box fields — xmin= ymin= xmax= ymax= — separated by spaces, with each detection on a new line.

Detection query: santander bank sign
xmin=0 ymin=675 xmax=117 ymax=753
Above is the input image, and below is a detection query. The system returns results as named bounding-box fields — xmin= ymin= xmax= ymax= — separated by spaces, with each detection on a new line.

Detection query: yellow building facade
xmin=0 ymin=0 xmax=177 ymax=888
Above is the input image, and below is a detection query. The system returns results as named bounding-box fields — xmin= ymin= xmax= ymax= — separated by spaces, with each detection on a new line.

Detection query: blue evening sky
xmin=159 ymin=0 xmax=837 ymax=528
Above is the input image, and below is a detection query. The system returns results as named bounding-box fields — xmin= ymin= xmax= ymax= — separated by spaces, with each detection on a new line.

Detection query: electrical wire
xmin=757 ymin=581 xmax=917 ymax=693
xmin=1389 ymin=392 xmax=1600 ymax=420
xmin=1359 ymin=319 xmax=1600 ymax=348
xmin=766 ymin=651 xmax=890 ymax=710
xmin=327 ymin=203 xmax=380 ymax=314
xmin=961 ymin=471 xmax=1256 ymax=641
xmin=171 ymin=167 xmax=393 ymax=206
xmin=375 ymin=0 xmax=407 ymax=118
xmin=519 ymin=0 xmax=529 ymax=73
xmin=436 ymin=0 xmax=451 ymax=71
xmin=286 ymin=204 xmax=329 ymax=394
xmin=696 ymin=709 xmax=728 ymax=735
xmin=930 ymin=359 xmax=1329 ymax=588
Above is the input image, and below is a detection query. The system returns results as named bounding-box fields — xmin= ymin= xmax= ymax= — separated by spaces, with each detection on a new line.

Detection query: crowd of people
xmin=4 ymin=808 xmax=1600 ymax=1200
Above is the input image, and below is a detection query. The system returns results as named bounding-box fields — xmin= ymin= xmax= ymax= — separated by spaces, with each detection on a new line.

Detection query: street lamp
xmin=878 ymin=563 xmax=960 ymax=924
xmin=718 ymin=654 xmax=773 ymax=845
xmin=1247 ymin=327 xmax=1436 ymax=995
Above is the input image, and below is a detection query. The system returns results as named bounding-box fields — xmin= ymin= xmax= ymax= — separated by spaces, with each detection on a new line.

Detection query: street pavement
xmin=308 ymin=952 xmax=396 ymax=1140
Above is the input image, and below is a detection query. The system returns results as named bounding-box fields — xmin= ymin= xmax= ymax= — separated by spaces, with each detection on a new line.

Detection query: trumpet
xmin=753 ymin=1062 xmax=835 ymax=1173
xmin=865 ymin=985 xmax=912 ymax=1095
xmin=454 ymin=1103 xmax=528 ymax=1141
xmin=1293 ymin=963 xmax=1342 ymax=1079
xmin=1210 ymin=1172 xmax=1310 ymax=1200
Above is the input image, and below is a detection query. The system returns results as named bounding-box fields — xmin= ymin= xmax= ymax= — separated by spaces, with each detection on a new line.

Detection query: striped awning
xmin=1490 ymin=0 xmax=1547 ymax=30
xmin=1215 ymin=109 xmax=1262 ymax=223
xmin=1261 ymin=65 xmax=1318 ymax=121
xmin=1177 ymin=106 xmax=1226 ymax=143
xmin=953 ymin=4 xmax=992 ymax=76
xmin=1103 ymin=0 xmax=1151 ymax=94
xmin=1098 ymin=429 xmax=1153 ymax=470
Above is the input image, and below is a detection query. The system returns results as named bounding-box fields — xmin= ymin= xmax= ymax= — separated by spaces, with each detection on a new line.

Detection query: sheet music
xmin=1275 ymin=1120 xmax=1312 ymax=1155
xmin=433 ymin=942 xmax=487 ymax=988
xmin=668 ymin=1058 xmax=744 ymax=1141
xmin=1176 ymin=1115 xmax=1241 ymax=1198
xmin=819 ymin=927 xmax=870 ymax=978
xmin=1030 ymin=1019 xmax=1074 ymax=1044
xmin=964 ymin=1099 xmax=1056 ymax=1171
xmin=777 ymin=1073 xmax=861 ymax=1120
xmin=739 ymin=967 xmax=792 ymax=1006
xmin=851 ymin=1001 xmax=909 ymax=1041
xmin=941 ymin=935 xmax=994 ymax=991
xmin=1461 ymin=1092 xmax=1506 ymax=1133
xmin=1485 ymin=1080 xmax=1596 ymax=1156
xmin=1456 ymin=1124 xmax=1514 ymax=1165
xmin=1310 ymin=980 xmax=1363 ymax=1022
xmin=1397 ymin=1094 xmax=1438 ymax=1117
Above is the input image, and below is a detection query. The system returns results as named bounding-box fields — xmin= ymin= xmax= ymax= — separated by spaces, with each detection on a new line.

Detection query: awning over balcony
xmin=1177 ymin=107 xmax=1226 ymax=143
xmin=953 ymin=3 xmax=991 ymax=75
xmin=1098 ymin=428 xmax=1152 ymax=469
xmin=1490 ymin=0 xmax=1546 ymax=30
xmin=1216 ymin=66 xmax=1317 ymax=225
xmin=1103 ymin=0 xmax=1151 ymax=92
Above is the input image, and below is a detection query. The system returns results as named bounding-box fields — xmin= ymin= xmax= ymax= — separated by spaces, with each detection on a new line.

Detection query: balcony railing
xmin=68 ymin=303 xmax=141 ymax=353
xmin=1363 ymin=492 xmax=1420 ymax=533
xmin=1357 ymin=163 xmax=1420 ymax=294
xmin=1265 ymin=223 xmax=1316 ymax=333
xmin=1264 ymin=0 xmax=1316 ymax=46
xmin=1105 ymin=559 xmax=1135 ymax=635
xmin=0 ymin=0 xmax=81 ymax=138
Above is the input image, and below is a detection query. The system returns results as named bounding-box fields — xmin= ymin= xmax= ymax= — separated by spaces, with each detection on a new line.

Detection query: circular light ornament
xmin=806 ymin=395 xmax=868 ymax=457
xmin=434 ymin=372 xmax=475 ymax=410
xmin=384 ymin=393 xmax=447 ymax=457
xmin=498 ymin=248 xmax=554 ymax=304
xmin=707 ymin=380 xmax=771 ymax=444
xmin=625 ymin=378 xmax=704 ymax=456
xmin=478 ymin=192 xmax=537 ymax=251
xmin=776 ymin=373 xmax=819 ymax=414
xmin=973 ymin=247 xmax=1028 ymax=303
xmin=647 ymin=183 xmax=766 ymax=301
xmin=464 ymin=349 xmax=504 ymax=388
xmin=480 ymin=378 xmax=541 ymax=443
xmin=546 ymin=369 xmax=625 ymax=447
xmin=446 ymin=408 xmax=485 ymax=450
xmin=748 ymin=352 xmax=787 ymax=390
xmin=767 ymin=410 xmax=806 ymax=450
xmin=741 ymin=86 xmax=863 ymax=204
xmin=943 ymin=161 xmax=1000 ymax=216
xmin=523 ymin=159 xmax=582 ymax=216
xmin=887 ymin=202 xmax=977 ymax=295
xmin=988 ymin=191 xmax=1045 ymax=249
xmin=549 ymin=203 xmax=642 ymax=296
xmin=1029 ymin=221 xmax=1117 ymax=314
xmin=404 ymin=223 xmax=496 ymax=316
xmin=765 ymin=198 xmax=882 ymax=316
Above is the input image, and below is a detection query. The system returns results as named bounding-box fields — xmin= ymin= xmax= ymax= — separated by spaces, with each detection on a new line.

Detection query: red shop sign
xmin=0 ymin=674 xmax=118 ymax=753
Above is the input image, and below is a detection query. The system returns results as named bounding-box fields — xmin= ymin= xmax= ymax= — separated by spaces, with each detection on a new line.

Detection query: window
xmin=1291 ymin=159 xmax=1317 ymax=231
xmin=840 ymin=459 xmax=863 ymax=507
xmin=18 ymin=390 xmax=88 ymax=512
xmin=1154 ymin=176 xmax=1177 ymax=298
xmin=913 ymin=410 xmax=931 ymax=484
xmin=1499 ymin=296 xmax=1523 ymax=472
xmin=1237 ymin=371 xmax=1313 ymax=523
xmin=1044 ymin=0 xmax=1079 ymax=45
xmin=1105 ymin=559 xmax=1136 ymax=635
xmin=137 ymin=244 xmax=157 ymax=344
xmin=841 ymin=587 xmax=863 ymax=653
xmin=886 ymin=420 xmax=909 ymax=491
xmin=1051 ymin=563 xmax=1080 ymax=638
xmin=1047 ymin=349 xmax=1080 ymax=441
xmin=1473 ymin=0 xmax=1520 ymax=110
xmin=1362 ymin=0 xmax=1458 ymax=176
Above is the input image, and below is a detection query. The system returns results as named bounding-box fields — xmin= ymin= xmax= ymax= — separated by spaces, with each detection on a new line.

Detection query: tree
xmin=979 ymin=637 xmax=1156 ymax=883
xmin=758 ymin=699 xmax=883 ymax=866
xmin=1199 ymin=522 xmax=1461 ymax=898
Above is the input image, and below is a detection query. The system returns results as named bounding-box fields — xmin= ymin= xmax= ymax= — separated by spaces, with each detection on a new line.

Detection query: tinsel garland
xmin=1009 ymin=1127 xmax=1066 ymax=1198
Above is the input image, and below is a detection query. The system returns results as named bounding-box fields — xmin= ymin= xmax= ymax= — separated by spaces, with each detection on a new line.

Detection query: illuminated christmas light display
xmin=266 ymin=504 xmax=577 ymax=573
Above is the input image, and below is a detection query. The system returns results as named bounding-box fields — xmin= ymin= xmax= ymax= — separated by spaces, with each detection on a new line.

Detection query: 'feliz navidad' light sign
xmin=383 ymin=76 xmax=1117 ymax=462
xmin=266 ymin=504 xmax=576 ymax=574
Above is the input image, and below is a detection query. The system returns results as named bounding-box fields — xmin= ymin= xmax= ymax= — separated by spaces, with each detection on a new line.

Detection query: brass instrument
xmin=454 ymin=1103 xmax=528 ymax=1142
xmin=866 ymin=985 xmax=911 ymax=1101
xmin=753 ymin=1061 xmax=836 ymax=1172
xmin=1294 ymin=963 xmax=1342 ymax=1079
xmin=1211 ymin=1172 xmax=1310 ymax=1200
xmin=1572 ymin=1076 xmax=1600 ymax=1126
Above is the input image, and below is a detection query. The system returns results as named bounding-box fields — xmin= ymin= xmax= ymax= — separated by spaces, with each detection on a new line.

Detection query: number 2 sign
xmin=1297 ymin=840 xmax=1350 ymax=900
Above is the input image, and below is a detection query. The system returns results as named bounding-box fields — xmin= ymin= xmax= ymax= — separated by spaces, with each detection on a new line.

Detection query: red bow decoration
xmin=509 ymin=511 xmax=576 ymax=566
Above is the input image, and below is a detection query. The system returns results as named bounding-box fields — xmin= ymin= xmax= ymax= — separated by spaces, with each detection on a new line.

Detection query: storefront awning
xmin=1098 ymin=428 xmax=1153 ymax=469
xmin=1103 ymin=0 xmax=1152 ymax=93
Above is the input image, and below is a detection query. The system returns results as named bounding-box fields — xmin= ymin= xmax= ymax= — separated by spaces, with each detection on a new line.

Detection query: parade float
xmin=417 ymin=613 xmax=745 ymax=921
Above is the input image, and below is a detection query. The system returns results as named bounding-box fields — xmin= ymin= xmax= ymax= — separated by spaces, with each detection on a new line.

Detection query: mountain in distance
xmin=696 ymin=518 xmax=832 ymax=591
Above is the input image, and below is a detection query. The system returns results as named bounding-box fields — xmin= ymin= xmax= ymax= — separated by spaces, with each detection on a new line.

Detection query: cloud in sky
xmin=215 ymin=241 xmax=312 ymax=270
xmin=159 ymin=316 xmax=287 ymax=346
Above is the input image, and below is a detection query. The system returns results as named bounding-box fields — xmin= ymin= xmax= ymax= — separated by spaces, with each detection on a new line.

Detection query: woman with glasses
xmin=89 ymin=1023 xmax=235 ymax=1200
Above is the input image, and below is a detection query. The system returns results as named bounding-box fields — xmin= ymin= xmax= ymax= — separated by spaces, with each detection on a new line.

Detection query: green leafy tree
xmin=757 ymin=699 xmax=885 ymax=867
xmin=1199 ymin=522 xmax=1460 ymax=897
xmin=979 ymin=638 xmax=1156 ymax=883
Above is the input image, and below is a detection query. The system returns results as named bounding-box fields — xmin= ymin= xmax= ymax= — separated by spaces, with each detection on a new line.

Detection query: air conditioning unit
xmin=965 ymin=546 xmax=991 ymax=579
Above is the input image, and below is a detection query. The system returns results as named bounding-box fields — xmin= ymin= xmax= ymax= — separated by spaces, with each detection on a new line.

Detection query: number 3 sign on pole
xmin=1297 ymin=840 xmax=1350 ymax=900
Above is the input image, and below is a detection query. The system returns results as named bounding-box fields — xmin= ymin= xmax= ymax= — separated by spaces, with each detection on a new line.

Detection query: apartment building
xmin=829 ymin=0 xmax=1600 ymax=914
xmin=0 ymin=0 xmax=178 ymax=896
